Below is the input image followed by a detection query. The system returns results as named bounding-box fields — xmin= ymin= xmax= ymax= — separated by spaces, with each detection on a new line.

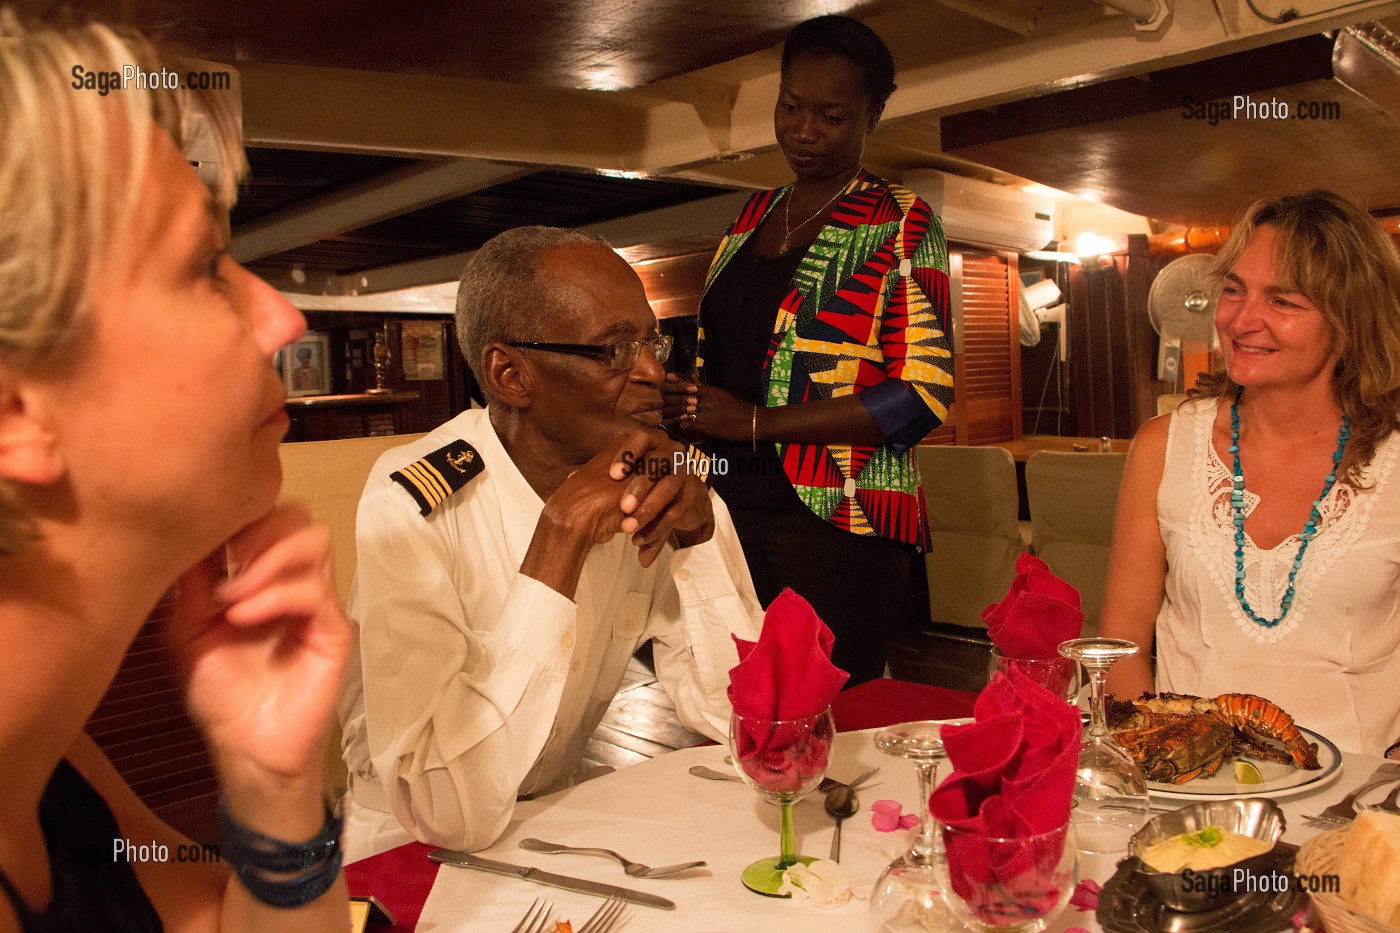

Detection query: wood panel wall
xmin=87 ymin=595 xmax=220 ymax=845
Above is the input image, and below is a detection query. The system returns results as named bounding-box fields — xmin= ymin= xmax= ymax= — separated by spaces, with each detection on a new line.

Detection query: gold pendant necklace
xmin=780 ymin=170 xmax=861 ymax=253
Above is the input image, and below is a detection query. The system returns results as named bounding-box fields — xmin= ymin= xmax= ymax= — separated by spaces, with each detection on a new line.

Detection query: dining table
xmin=343 ymin=677 xmax=1392 ymax=932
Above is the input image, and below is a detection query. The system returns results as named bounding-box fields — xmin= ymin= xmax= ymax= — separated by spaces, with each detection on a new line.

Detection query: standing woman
xmin=663 ymin=15 xmax=954 ymax=684
xmin=0 ymin=16 xmax=351 ymax=928
xmin=1101 ymin=190 xmax=1400 ymax=759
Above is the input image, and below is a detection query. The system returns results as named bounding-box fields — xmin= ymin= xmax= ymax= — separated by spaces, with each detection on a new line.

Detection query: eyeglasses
xmin=505 ymin=335 xmax=673 ymax=371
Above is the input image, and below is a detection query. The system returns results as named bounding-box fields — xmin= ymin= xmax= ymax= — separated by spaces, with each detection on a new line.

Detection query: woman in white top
xmin=1101 ymin=190 xmax=1400 ymax=759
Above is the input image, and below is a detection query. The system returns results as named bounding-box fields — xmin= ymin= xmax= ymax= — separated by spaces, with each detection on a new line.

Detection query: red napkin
xmin=930 ymin=672 xmax=1082 ymax=922
xmin=727 ymin=589 xmax=848 ymax=794
xmin=728 ymin=588 xmax=849 ymax=720
xmin=982 ymin=553 xmax=1083 ymax=660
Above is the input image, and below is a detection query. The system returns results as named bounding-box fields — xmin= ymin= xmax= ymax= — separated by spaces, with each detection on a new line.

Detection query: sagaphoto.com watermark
xmin=71 ymin=64 xmax=232 ymax=96
xmin=60 ymin=837 xmax=221 ymax=866
xmin=1179 ymin=866 xmax=1340 ymax=898
xmin=1181 ymin=94 xmax=1341 ymax=127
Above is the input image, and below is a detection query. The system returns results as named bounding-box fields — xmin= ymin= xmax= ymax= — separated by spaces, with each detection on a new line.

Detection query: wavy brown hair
xmin=1193 ymin=190 xmax=1400 ymax=486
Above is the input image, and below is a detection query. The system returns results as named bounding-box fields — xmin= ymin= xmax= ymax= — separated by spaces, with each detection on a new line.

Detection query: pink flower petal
xmin=1069 ymin=879 xmax=1100 ymax=911
xmin=871 ymin=799 xmax=912 ymax=832
xmin=897 ymin=813 xmax=919 ymax=830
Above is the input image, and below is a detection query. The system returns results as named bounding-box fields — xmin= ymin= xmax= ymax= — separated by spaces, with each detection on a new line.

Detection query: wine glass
xmin=728 ymin=707 xmax=835 ymax=896
xmin=1056 ymin=637 xmax=1150 ymax=878
xmin=868 ymin=721 xmax=955 ymax=932
xmin=941 ymin=822 xmax=1078 ymax=932
xmin=987 ymin=647 xmax=1080 ymax=703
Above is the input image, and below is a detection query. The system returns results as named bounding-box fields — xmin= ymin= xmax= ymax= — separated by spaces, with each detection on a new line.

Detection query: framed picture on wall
xmin=401 ymin=320 xmax=446 ymax=380
xmin=282 ymin=332 xmax=332 ymax=397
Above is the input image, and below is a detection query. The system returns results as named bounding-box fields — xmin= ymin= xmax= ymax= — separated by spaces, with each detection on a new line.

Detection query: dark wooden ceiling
xmin=22 ymin=1 xmax=1400 ymax=289
xmin=231 ymin=149 xmax=723 ymax=276
xmin=26 ymin=0 xmax=893 ymax=89
xmin=943 ymin=32 xmax=1400 ymax=224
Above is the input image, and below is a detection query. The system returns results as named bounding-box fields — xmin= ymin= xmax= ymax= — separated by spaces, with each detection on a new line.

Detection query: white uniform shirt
xmin=339 ymin=408 xmax=762 ymax=854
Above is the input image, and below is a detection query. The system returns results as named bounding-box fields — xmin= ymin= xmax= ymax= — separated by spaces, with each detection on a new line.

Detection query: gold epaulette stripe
xmin=412 ymin=459 xmax=454 ymax=500
xmin=394 ymin=464 xmax=437 ymax=508
xmin=402 ymin=460 xmax=450 ymax=506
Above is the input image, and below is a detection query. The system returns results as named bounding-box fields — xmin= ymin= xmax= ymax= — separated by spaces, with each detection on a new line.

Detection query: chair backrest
xmin=278 ymin=432 xmax=425 ymax=804
xmin=1025 ymin=451 xmax=1128 ymax=635
xmin=278 ymin=433 xmax=426 ymax=604
xmin=1156 ymin=393 xmax=1189 ymax=416
xmin=918 ymin=445 xmax=1025 ymax=628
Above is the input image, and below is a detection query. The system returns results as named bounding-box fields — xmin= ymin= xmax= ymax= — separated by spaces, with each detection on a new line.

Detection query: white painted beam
xmin=275 ymin=190 xmax=752 ymax=296
xmin=934 ymin=0 xmax=1039 ymax=36
xmin=232 ymin=159 xmax=529 ymax=263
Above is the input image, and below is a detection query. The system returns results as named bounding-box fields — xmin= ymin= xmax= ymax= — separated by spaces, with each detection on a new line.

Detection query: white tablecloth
xmin=416 ymin=729 xmax=1391 ymax=932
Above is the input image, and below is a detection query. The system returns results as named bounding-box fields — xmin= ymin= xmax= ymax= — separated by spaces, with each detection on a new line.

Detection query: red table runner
xmin=344 ymin=678 xmax=977 ymax=929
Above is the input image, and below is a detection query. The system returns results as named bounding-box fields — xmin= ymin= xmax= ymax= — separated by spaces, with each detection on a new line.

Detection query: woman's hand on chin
xmin=170 ymin=504 xmax=351 ymax=796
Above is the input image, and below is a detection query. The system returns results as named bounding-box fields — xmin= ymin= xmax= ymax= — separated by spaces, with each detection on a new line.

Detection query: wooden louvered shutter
xmin=921 ymin=247 xmax=1022 ymax=446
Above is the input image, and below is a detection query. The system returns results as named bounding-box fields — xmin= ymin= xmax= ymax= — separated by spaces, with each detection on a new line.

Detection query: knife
xmin=428 ymin=849 xmax=677 ymax=910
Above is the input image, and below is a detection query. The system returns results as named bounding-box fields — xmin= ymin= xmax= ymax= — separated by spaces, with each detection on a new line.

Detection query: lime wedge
xmin=1234 ymin=761 xmax=1264 ymax=784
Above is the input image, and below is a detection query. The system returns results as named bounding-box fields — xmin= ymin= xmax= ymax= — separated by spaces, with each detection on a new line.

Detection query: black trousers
xmin=725 ymin=501 xmax=915 ymax=687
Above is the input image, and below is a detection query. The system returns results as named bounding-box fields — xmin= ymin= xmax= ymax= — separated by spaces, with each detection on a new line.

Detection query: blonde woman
xmin=0 ymin=16 xmax=350 ymax=929
xmin=1101 ymin=190 xmax=1400 ymax=758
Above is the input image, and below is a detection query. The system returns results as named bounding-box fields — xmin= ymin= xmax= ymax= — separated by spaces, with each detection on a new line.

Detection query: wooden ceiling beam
xmin=933 ymin=0 xmax=1041 ymax=37
xmin=231 ymin=159 xmax=530 ymax=263
xmin=236 ymin=61 xmax=645 ymax=165
xmin=271 ymin=190 xmax=752 ymax=296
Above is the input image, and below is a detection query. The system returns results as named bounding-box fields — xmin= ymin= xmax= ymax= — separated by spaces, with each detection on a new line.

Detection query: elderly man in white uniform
xmin=338 ymin=227 xmax=763 ymax=860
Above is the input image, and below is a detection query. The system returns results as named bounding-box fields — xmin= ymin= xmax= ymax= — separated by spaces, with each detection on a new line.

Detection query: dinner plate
xmin=1146 ymin=727 xmax=1342 ymax=801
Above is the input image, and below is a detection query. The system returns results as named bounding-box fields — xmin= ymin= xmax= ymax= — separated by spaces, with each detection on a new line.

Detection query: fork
xmin=518 ymin=838 xmax=706 ymax=877
xmin=578 ymin=896 xmax=628 ymax=933
xmin=1304 ymin=763 xmax=1400 ymax=826
xmin=1369 ymin=782 xmax=1400 ymax=814
xmin=843 ymin=767 xmax=880 ymax=792
xmin=510 ymin=897 xmax=554 ymax=933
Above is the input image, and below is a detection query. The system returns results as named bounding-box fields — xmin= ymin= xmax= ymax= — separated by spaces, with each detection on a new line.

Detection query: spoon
xmin=824 ymin=782 xmax=859 ymax=862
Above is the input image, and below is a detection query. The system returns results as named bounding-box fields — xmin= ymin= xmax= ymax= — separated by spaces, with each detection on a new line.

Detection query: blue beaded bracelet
xmin=218 ymin=798 xmax=343 ymax=908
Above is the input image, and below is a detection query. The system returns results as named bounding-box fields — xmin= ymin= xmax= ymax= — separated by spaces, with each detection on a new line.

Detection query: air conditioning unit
xmin=904 ymin=169 xmax=1054 ymax=252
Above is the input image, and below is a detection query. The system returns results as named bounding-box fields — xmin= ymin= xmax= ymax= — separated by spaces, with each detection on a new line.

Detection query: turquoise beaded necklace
xmin=1230 ymin=392 xmax=1350 ymax=628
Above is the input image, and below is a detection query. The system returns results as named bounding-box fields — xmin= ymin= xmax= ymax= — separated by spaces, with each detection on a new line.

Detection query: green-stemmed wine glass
xmin=729 ymin=707 xmax=835 ymax=896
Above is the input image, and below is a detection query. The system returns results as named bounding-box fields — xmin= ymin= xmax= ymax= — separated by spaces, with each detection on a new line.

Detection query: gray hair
xmin=455 ymin=225 xmax=611 ymax=403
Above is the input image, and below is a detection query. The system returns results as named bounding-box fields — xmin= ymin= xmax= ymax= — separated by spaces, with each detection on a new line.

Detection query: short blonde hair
xmin=0 ymin=12 xmax=246 ymax=552
xmin=1195 ymin=190 xmax=1400 ymax=486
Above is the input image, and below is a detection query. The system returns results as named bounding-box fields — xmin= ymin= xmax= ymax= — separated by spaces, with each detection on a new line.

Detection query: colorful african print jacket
xmin=698 ymin=171 xmax=954 ymax=549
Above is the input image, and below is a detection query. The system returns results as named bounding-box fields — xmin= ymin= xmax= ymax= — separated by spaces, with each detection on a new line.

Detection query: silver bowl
xmin=1128 ymin=797 xmax=1286 ymax=912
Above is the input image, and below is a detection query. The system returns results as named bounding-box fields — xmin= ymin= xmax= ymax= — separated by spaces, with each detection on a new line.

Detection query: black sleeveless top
xmin=0 ymin=760 xmax=163 ymax=931
xmin=699 ymin=234 xmax=810 ymax=514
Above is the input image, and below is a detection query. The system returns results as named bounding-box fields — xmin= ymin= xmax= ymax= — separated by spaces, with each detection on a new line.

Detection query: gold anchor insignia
xmin=446 ymin=450 xmax=475 ymax=472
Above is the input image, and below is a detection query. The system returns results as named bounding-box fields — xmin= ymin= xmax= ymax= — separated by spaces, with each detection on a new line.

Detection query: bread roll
xmin=1338 ymin=809 xmax=1400 ymax=929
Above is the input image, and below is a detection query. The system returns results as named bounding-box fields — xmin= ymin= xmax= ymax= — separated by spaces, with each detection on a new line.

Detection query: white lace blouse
xmin=1155 ymin=398 xmax=1400 ymax=756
